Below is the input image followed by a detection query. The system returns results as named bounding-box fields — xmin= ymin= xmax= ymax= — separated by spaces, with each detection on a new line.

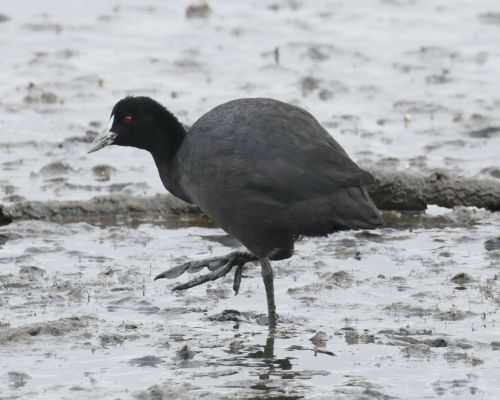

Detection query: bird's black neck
xmin=150 ymin=113 xmax=191 ymax=202
xmin=149 ymin=109 xmax=185 ymax=160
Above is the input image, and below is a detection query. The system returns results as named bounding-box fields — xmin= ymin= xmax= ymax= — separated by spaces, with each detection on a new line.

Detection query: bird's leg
xmin=264 ymin=335 xmax=275 ymax=358
xmin=154 ymin=250 xmax=257 ymax=294
xmin=260 ymin=257 xmax=277 ymax=329
xmin=233 ymin=264 xmax=244 ymax=294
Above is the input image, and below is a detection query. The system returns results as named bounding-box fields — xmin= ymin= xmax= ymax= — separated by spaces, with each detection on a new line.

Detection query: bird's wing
xmin=240 ymin=143 xmax=373 ymax=204
xmin=225 ymin=104 xmax=374 ymax=205
xmin=180 ymin=98 xmax=374 ymax=207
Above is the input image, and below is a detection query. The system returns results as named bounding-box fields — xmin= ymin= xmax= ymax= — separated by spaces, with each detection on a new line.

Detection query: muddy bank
xmin=2 ymin=171 xmax=500 ymax=227
xmin=369 ymin=170 xmax=500 ymax=212
xmin=0 ymin=193 xmax=203 ymax=226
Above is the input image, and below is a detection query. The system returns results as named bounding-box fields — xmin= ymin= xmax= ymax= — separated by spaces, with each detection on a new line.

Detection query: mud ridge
xmin=0 ymin=316 xmax=92 ymax=345
xmin=370 ymin=170 xmax=500 ymax=211
xmin=0 ymin=193 xmax=201 ymax=225
xmin=1 ymin=171 xmax=500 ymax=226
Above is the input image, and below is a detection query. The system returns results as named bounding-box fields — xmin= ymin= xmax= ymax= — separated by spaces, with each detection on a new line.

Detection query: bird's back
xmin=175 ymin=98 xmax=382 ymax=256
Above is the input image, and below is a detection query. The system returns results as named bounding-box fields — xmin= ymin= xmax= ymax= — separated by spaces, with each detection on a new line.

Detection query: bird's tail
xmin=330 ymin=185 xmax=384 ymax=230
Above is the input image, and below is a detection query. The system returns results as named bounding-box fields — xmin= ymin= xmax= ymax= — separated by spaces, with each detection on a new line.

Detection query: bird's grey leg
xmin=264 ymin=335 xmax=275 ymax=358
xmin=233 ymin=264 xmax=244 ymax=294
xmin=154 ymin=251 xmax=257 ymax=294
xmin=260 ymin=257 xmax=277 ymax=329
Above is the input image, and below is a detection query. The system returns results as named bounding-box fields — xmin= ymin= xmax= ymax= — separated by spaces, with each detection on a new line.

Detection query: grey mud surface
xmin=1 ymin=0 xmax=500 ymax=399
xmin=2 ymin=207 xmax=500 ymax=399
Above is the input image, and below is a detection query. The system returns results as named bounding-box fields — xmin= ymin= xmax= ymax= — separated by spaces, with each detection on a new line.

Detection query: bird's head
xmin=88 ymin=96 xmax=183 ymax=155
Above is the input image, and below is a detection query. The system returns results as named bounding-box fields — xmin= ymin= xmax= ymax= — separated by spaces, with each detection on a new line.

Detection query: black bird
xmin=88 ymin=97 xmax=383 ymax=328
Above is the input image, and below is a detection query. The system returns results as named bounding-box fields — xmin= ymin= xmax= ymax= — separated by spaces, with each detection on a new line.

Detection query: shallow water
xmin=1 ymin=207 xmax=500 ymax=399
xmin=1 ymin=1 xmax=500 ymax=399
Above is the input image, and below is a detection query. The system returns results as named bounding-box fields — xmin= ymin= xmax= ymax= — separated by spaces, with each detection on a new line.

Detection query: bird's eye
xmin=124 ymin=115 xmax=133 ymax=125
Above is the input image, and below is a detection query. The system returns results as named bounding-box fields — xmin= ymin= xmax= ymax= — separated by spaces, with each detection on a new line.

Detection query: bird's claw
xmin=154 ymin=256 xmax=229 ymax=280
xmin=154 ymin=251 xmax=257 ymax=294
xmin=172 ymin=261 xmax=234 ymax=291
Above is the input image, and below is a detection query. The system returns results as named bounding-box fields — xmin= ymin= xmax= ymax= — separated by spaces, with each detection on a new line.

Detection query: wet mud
xmin=1 ymin=0 xmax=500 ymax=398
xmin=0 ymin=193 xmax=203 ymax=226
xmin=1 ymin=208 xmax=500 ymax=399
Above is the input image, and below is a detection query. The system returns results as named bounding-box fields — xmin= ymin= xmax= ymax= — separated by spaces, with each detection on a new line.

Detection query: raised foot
xmin=154 ymin=251 xmax=257 ymax=294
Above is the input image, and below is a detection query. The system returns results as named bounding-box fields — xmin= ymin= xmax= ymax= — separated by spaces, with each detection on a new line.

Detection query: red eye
xmin=124 ymin=115 xmax=133 ymax=124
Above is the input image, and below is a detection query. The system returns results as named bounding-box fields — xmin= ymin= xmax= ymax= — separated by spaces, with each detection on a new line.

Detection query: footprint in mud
xmin=450 ymin=272 xmax=473 ymax=288
xmin=479 ymin=12 xmax=500 ymax=25
xmin=7 ymin=371 xmax=31 ymax=388
xmin=468 ymin=126 xmax=500 ymax=138
xmin=401 ymin=343 xmax=433 ymax=359
xmin=425 ymin=70 xmax=452 ymax=85
xmin=432 ymin=375 xmax=481 ymax=397
xmin=185 ymin=2 xmax=212 ymax=19
xmin=485 ymin=236 xmax=500 ymax=251
xmin=92 ymin=164 xmax=116 ymax=182
xmin=0 ymin=234 xmax=10 ymax=247
xmin=436 ymin=308 xmax=476 ymax=321
xmin=24 ymin=91 xmax=59 ymax=105
xmin=37 ymin=161 xmax=75 ymax=177
xmin=287 ymin=270 xmax=355 ymax=301
xmin=480 ymin=166 xmax=500 ymax=179
xmin=129 ymin=355 xmax=164 ymax=367
xmin=24 ymin=22 xmax=62 ymax=33
xmin=491 ymin=341 xmax=500 ymax=350
xmin=341 ymin=327 xmax=375 ymax=345
xmin=135 ymin=383 xmax=214 ymax=400
xmin=100 ymin=334 xmax=125 ymax=348
xmin=443 ymin=351 xmax=484 ymax=366
xmin=19 ymin=265 xmax=46 ymax=280
xmin=176 ymin=345 xmax=197 ymax=360
xmin=379 ymin=327 xmax=448 ymax=350
xmin=393 ymin=99 xmax=450 ymax=115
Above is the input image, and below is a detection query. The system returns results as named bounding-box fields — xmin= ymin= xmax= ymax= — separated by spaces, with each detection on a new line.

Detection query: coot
xmin=89 ymin=97 xmax=383 ymax=328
